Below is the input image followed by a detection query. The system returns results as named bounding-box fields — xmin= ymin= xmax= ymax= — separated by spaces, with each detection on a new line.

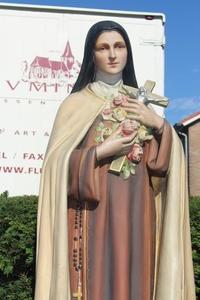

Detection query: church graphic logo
xmin=21 ymin=41 xmax=81 ymax=90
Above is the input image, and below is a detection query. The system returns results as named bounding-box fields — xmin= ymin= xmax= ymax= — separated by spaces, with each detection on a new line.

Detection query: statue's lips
xmin=107 ymin=62 xmax=119 ymax=66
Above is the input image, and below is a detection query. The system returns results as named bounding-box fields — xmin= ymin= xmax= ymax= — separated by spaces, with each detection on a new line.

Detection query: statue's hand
xmin=96 ymin=127 xmax=137 ymax=161
xmin=122 ymin=98 xmax=164 ymax=130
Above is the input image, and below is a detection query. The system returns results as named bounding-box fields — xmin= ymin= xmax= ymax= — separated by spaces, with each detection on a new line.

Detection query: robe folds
xmin=67 ymin=115 xmax=172 ymax=300
xmin=34 ymin=85 xmax=196 ymax=300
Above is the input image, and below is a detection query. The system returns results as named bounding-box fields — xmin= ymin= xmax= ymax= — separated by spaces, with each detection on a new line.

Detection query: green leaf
xmin=94 ymin=136 xmax=101 ymax=143
xmin=112 ymin=122 xmax=120 ymax=130
xmin=95 ymin=122 xmax=105 ymax=132
xmin=129 ymin=163 xmax=136 ymax=175
xmin=121 ymin=168 xmax=130 ymax=179
xmin=4 ymin=264 xmax=13 ymax=276
xmin=121 ymin=162 xmax=131 ymax=179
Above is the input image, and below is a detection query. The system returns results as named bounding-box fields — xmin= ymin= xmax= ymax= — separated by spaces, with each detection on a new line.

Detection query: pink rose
xmin=121 ymin=119 xmax=139 ymax=136
xmin=112 ymin=94 xmax=128 ymax=107
xmin=121 ymin=95 xmax=129 ymax=106
xmin=127 ymin=144 xmax=143 ymax=163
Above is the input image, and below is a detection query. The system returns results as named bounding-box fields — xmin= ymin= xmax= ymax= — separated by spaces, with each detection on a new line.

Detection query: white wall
xmin=0 ymin=5 xmax=165 ymax=195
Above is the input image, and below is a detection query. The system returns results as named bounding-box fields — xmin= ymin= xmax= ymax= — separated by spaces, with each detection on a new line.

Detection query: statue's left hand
xmin=122 ymin=97 xmax=164 ymax=130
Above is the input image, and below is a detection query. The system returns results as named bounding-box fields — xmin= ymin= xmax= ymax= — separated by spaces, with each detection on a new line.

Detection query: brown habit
xmin=68 ymin=115 xmax=172 ymax=300
xmin=34 ymin=85 xmax=196 ymax=300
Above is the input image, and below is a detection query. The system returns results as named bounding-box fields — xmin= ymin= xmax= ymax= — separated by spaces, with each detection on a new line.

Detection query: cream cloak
xmin=34 ymin=86 xmax=196 ymax=300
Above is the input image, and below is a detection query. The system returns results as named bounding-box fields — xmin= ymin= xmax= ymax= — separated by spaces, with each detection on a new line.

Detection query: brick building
xmin=175 ymin=111 xmax=200 ymax=196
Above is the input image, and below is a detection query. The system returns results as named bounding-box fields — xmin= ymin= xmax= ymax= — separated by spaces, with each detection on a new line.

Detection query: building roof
xmin=180 ymin=111 xmax=200 ymax=127
xmin=50 ymin=61 xmax=68 ymax=71
xmin=31 ymin=56 xmax=51 ymax=68
xmin=31 ymin=56 xmax=68 ymax=71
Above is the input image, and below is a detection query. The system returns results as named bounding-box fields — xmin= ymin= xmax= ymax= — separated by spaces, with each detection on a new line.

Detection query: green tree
xmin=0 ymin=193 xmax=199 ymax=299
xmin=190 ymin=196 xmax=200 ymax=298
xmin=0 ymin=193 xmax=37 ymax=300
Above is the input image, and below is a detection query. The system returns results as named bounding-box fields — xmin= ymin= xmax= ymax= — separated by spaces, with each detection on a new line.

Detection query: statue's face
xmin=93 ymin=30 xmax=127 ymax=76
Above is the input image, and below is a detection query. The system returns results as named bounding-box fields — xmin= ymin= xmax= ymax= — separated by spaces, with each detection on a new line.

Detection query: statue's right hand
xmin=96 ymin=127 xmax=137 ymax=161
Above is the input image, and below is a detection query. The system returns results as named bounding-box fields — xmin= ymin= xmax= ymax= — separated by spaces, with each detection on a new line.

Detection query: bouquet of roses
xmin=95 ymin=93 xmax=153 ymax=179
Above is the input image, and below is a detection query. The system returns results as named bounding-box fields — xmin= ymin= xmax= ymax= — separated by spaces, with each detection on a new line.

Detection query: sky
xmin=1 ymin=0 xmax=200 ymax=124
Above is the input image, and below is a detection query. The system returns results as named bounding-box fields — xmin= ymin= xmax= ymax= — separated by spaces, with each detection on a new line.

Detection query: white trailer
xmin=0 ymin=2 xmax=166 ymax=195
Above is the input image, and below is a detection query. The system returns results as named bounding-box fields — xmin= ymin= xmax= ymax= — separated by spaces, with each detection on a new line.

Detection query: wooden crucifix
xmin=120 ymin=80 xmax=169 ymax=107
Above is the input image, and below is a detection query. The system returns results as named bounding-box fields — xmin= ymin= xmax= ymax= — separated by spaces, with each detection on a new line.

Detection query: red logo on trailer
xmin=21 ymin=41 xmax=81 ymax=89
